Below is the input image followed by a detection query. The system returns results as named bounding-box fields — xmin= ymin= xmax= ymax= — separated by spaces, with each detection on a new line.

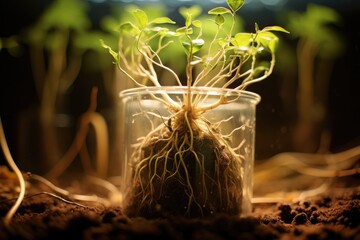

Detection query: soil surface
xmin=0 ymin=167 xmax=359 ymax=240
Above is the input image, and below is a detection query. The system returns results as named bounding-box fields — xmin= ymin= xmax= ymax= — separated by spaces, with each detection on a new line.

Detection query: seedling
xmin=102 ymin=0 xmax=288 ymax=218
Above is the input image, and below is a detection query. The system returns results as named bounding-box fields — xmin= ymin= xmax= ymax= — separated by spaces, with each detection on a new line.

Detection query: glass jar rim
xmin=119 ymin=86 xmax=261 ymax=104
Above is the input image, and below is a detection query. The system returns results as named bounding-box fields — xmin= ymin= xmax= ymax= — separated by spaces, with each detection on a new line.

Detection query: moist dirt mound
xmin=0 ymin=167 xmax=359 ymax=240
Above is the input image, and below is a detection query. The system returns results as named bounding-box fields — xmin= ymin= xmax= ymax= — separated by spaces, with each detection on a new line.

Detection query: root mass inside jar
xmin=124 ymin=112 xmax=243 ymax=218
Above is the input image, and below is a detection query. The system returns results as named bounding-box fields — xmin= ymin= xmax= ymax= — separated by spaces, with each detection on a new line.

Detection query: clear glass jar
xmin=118 ymin=86 xmax=260 ymax=218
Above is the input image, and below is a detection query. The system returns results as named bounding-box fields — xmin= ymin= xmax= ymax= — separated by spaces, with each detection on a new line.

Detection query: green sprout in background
xmin=278 ymin=4 xmax=344 ymax=153
xmin=2 ymin=0 xmax=116 ymax=178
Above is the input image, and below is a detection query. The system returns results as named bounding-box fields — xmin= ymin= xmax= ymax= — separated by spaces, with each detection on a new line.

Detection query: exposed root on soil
xmin=28 ymin=173 xmax=112 ymax=206
xmin=46 ymin=87 xmax=109 ymax=180
xmin=253 ymin=145 xmax=360 ymax=203
xmin=0 ymin=118 xmax=26 ymax=229
xmin=0 ymin=92 xmax=114 ymax=229
xmin=23 ymin=192 xmax=90 ymax=208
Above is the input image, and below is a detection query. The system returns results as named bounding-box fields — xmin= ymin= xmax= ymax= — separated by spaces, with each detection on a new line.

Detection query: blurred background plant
xmin=0 ymin=0 xmax=117 ymax=178
xmin=278 ymin=4 xmax=345 ymax=153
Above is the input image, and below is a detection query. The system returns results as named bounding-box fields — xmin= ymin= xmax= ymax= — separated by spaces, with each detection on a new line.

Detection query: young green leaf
xmin=190 ymin=56 xmax=203 ymax=65
xmin=215 ymin=15 xmax=225 ymax=26
xmin=251 ymin=65 xmax=269 ymax=77
xmin=192 ymin=20 xmax=202 ymax=28
xmin=208 ymin=7 xmax=232 ymax=15
xmin=179 ymin=5 xmax=202 ymax=19
xmin=149 ymin=17 xmax=176 ymax=25
xmin=182 ymin=39 xmax=204 ymax=54
xmin=102 ymin=0 xmax=289 ymax=96
xmin=100 ymin=39 xmax=119 ymax=63
xmin=256 ymin=31 xmax=279 ymax=53
xmin=255 ymin=22 xmax=259 ymax=32
xmin=179 ymin=5 xmax=202 ymax=28
xmin=262 ymin=26 xmax=290 ymax=34
xmin=119 ymin=22 xmax=140 ymax=35
xmin=175 ymin=26 xmax=193 ymax=36
xmin=132 ymin=9 xmax=148 ymax=29
xmin=217 ymin=39 xmax=229 ymax=48
xmin=151 ymin=27 xmax=175 ymax=37
xmin=226 ymin=0 xmax=245 ymax=13
xmin=186 ymin=15 xmax=193 ymax=28
xmin=231 ymin=33 xmax=253 ymax=47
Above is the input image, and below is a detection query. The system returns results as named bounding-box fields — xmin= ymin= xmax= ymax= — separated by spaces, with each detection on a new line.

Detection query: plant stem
xmin=186 ymin=44 xmax=194 ymax=113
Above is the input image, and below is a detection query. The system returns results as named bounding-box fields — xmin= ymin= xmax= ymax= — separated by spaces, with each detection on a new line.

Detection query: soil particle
xmin=292 ymin=212 xmax=309 ymax=225
xmin=278 ymin=204 xmax=296 ymax=223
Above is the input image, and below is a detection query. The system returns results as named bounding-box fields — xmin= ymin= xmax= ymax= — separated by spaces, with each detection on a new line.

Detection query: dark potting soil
xmin=0 ymin=167 xmax=359 ymax=240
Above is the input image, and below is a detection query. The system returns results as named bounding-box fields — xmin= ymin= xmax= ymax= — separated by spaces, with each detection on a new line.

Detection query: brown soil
xmin=0 ymin=167 xmax=359 ymax=240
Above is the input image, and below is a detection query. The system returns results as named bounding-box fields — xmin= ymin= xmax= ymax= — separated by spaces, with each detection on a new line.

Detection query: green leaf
xmin=101 ymin=15 xmax=121 ymax=33
xmin=190 ymin=56 xmax=203 ymax=65
xmin=151 ymin=27 xmax=176 ymax=37
xmin=217 ymin=39 xmax=229 ymax=48
xmin=179 ymin=5 xmax=202 ymax=28
xmin=39 ymin=0 xmax=90 ymax=31
xmin=262 ymin=26 xmax=290 ymax=34
xmin=268 ymin=38 xmax=278 ymax=53
xmin=100 ymin=39 xmax=119 ymax=63
xmin=150 ymin=17 xmax=176 ymax=25
xmin=247 ymin=45 xmax=260 ymax=55
xmin=192 ymin=39 xmax=205 ymax=48
xmin=252 ymin=65 xmax=269 ymax=76
xmin=119 ymin=22 xmax=140 ymax=35
xmin=192 ymin=20 xmax=202 ymax=28
xmin=185 ymin=14 xmax=192 ymax=28
xmin=255 ymin=22 xmax=259 ymax=32
xmin=175 ymin=26 xmax=193 ymax=36
xmin=285 ymin=4 xmax=342 ymax=58
xmin=256 ymin=31 xmax=279 ymax=53
xmin=231 ymin=33 xmax=253 ymax=47
xmin=215 ymin=15 xmax=225 ymax=26
xmin=208 ymin=7 xmax=232 ymax=15
xmin=226 ymin=0 xmax=245 ymax=12
xmin=74 ymin=31 xmax=108 ymax=50
xmin=182 ymin=39 xmax=204 ymax=54
xmin=132 ymin=9 xmax=148 ymax=29
xmin=179 ymin=5 xmax=202 ymax=19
